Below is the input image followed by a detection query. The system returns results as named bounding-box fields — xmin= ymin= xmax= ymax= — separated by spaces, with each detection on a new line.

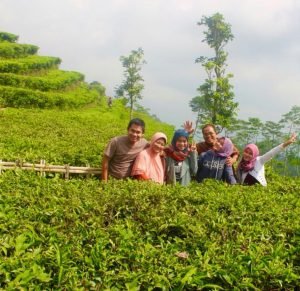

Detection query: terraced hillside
xmin=0 ymin=32 xmax=98 ymax=108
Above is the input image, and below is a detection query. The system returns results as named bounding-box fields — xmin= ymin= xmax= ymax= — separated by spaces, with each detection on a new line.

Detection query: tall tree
xmin=280 ymin=105 xmax=300 ymax=133
xmin=115 ymin=48 xmax=146 ymax=120
xmin=280 ymin=106 xmax=300 ymax=175
xmin=190 ymin=13 xmax=238 ymax=133
xmin=262 ymin=121 xmax=283 ymax=147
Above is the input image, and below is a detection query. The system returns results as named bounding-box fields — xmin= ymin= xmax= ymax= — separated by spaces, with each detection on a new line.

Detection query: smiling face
xmin=213 ymin=140 xmax=222 ymax=152
xmin=202 ymin=125 xmax=218 ymax=145
xmin=243 ymin=148 xmax=253 ymax=162
xmin=127 ymin=124 xmax=144 ymax=144
xmin=175 ymin=136 xmax=188 ymax=151
xmin=151 ymin=138 xmax=166 ymax=154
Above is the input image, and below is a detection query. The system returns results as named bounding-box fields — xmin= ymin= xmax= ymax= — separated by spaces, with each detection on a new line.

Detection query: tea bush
xmin=0 ymin=171 xmax=299 ymax=289
xmin=0 ymin=83 xmax=98 ymax=109
xmin=0 ymin=70 xmax=84 ymax=91
xmin=0 ymin=104 xmax=174 ymax=166
xmin=0 ymin=56 xmax=61 ymax=74
xmin=0 ymin=43 xmax=39 ymax=58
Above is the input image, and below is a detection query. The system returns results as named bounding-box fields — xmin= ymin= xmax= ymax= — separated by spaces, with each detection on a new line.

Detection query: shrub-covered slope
xmin=0 ymin=99 xmax=175 ymax=166
xmin=0 ymin=32 xmax=98 ymax=108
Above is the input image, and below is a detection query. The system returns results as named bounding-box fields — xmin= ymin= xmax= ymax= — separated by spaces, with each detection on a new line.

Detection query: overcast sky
xmin=1 ymin=0 xmax=299 ymax=128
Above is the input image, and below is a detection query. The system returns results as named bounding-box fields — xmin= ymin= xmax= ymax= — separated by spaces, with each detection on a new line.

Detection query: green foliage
xmin=0 ymin=56 xmax=61 ymax=74
xmin=0 ymin=70 xmax=84 ymax=91
xmin=0 ymin=43 xmax=39 ymax=58
xmin=280 ymin=105 xmax=300 ymax=132
xmin=0 ymin=84 xmax=97 ymax=109
xmin=115 ymin=47 xmax=146 ymax=120
xmin=0 ymin=172 xmax=299 ymax=289
xmin=0 ymin=105 xmax=174 ymax=166
xmin=0 ymin=32 xmax=18 ymax=43
xmin=0 ymin=32 xmax=98 ymax=109
xmin=190 ymin=13 xmax=238 ymax=132
xmin=89 ymin=81 xmax=106 ymax=96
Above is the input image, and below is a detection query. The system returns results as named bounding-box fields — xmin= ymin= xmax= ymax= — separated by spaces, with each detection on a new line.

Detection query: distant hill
xmin=0 ymin=31 xmax=98 ymax=109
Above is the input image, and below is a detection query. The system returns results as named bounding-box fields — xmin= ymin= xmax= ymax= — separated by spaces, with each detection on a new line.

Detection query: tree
xmin=262 ymin=121 xmax=283 ymax=147
xmin=190 ymin=13 xmax=238 ymax=133
xmin=115 ymin=48 xmax=146 ymax=120
xmin=280 ymin=105 xmax=300 ymax=133
xmin=279 ymin=106 xmax=300 ymax=175
xmin=89 ymin=81 xmax=106 ymax=96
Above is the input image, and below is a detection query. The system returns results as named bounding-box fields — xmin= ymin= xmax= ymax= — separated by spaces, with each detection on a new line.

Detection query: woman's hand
xmin=283 ymin=133 xmax=297 ymax=148
xmin=190 ymin=140 xmax=197 ymax=152
xmin=183 ymin=121 xmax=194 ymax=135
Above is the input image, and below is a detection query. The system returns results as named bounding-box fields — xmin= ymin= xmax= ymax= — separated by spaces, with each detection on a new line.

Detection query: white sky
xmin=1 ymin=0 xmax=299 ymax=127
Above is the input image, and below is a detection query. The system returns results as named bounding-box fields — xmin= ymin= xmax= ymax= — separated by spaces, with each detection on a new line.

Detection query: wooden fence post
xmin=40 ymin=159 xmax=46 ymax=177
xmin=65 ymin=164 xmax=70 ymax=180
xmin=86 ymin=163 xmax=91 ymax=178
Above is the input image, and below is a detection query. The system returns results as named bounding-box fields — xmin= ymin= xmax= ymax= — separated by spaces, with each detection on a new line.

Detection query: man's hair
xmin=127 ymin=118 xmax=145 ymax=133
xmin=202 ymin=123 xmax=217 ymax=134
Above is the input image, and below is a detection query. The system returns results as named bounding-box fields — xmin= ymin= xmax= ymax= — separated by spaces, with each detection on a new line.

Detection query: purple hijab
xmin=215 ymin=137 xmax=233 ymax=158
xmin=238 ymin=143 xmax=259 ymax=172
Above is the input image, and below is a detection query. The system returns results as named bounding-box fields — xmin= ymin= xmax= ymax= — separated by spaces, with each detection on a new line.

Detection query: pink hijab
xmin=131 ymin=132 xmax=167 ymax=184
xmin=238 ymin=143 xmax=259 ymax=172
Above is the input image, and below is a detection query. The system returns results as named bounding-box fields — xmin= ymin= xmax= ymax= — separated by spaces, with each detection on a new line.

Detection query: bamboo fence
xmin=0 ymin=160 xmax=101 ymax=179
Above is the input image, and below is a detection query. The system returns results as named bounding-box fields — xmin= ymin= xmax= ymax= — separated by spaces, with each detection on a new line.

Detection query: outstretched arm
xmin=260 ymin=133 xmax=297 ymax=165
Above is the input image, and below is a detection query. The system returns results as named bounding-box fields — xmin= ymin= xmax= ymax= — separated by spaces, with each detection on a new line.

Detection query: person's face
xmin=203 ymin=126 xmax=217 ymax=144
xmin=152 ymin=138 xmax=166 ymax=153
xmin=127 ymin=124 xmax=144 ymax=144
xmin=175 ymin=136 xmax=188 ymax=151
xmin=213 ymin=140 xmax=222 ymax=151
xmin=243 ymin=148 xmax=253 ymax=162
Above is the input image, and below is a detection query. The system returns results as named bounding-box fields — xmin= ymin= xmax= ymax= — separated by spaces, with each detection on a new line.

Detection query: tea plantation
xmin=1 ymin=171 xmax=300 ymax=289
xmin=1 ymin=31 xmax=300 ymax=290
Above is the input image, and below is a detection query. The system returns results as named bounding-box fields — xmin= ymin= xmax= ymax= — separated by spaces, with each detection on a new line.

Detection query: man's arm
xmin=101 ymin=155 xmax=110 ymax=182
xmin=226 ymin=144 xmax=239 ymax=166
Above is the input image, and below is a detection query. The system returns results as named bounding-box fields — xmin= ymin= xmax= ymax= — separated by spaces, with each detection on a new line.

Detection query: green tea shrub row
xmin=0 ymin=32 xmax=18 ymax=43
xmin=0 ymin=105 xmax=174 ymax=166
xmin=0 ymin=56 xmax=61 ymax=74
xmin=0 ymin=70 xmax=84 ymax=91
xmin=0 ymin=43 xmax=39 ymax=58
xmin=0 ymin=171 xmax=299 ymax=289
xmin=0 ymin=84 xmax=97 ymax=109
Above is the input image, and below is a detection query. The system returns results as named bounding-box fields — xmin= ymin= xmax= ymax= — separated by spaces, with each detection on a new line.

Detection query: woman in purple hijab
xmin=196 ymin=137 xmax=237 ymax=184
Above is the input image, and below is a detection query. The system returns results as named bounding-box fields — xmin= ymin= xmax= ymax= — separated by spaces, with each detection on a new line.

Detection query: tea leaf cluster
xmin=0 ymin=172 xmax=299 ymax=289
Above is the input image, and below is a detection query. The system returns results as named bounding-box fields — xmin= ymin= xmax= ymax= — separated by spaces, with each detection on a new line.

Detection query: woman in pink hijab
xmin=237 ymin=133 xmax=296 ymax=186
xmin=131 ymin=132 xmax=167 ymax=184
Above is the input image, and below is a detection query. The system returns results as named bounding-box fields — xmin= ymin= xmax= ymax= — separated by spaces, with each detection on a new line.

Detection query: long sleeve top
xmin=237 ymin=144 xmax=284 ymax=186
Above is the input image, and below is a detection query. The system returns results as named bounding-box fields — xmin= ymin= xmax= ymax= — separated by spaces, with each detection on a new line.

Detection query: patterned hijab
xmin=165 ymin=129 xmax=190 ymax=161
xmin=150 ymin=132 xmax=167 ymax=152
xmin=238 ymin=143 xmax=259 ymax=172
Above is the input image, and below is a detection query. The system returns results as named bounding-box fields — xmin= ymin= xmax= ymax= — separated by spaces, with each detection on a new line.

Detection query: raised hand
xmin=183 ymin=121 xmax=194 ymax=134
